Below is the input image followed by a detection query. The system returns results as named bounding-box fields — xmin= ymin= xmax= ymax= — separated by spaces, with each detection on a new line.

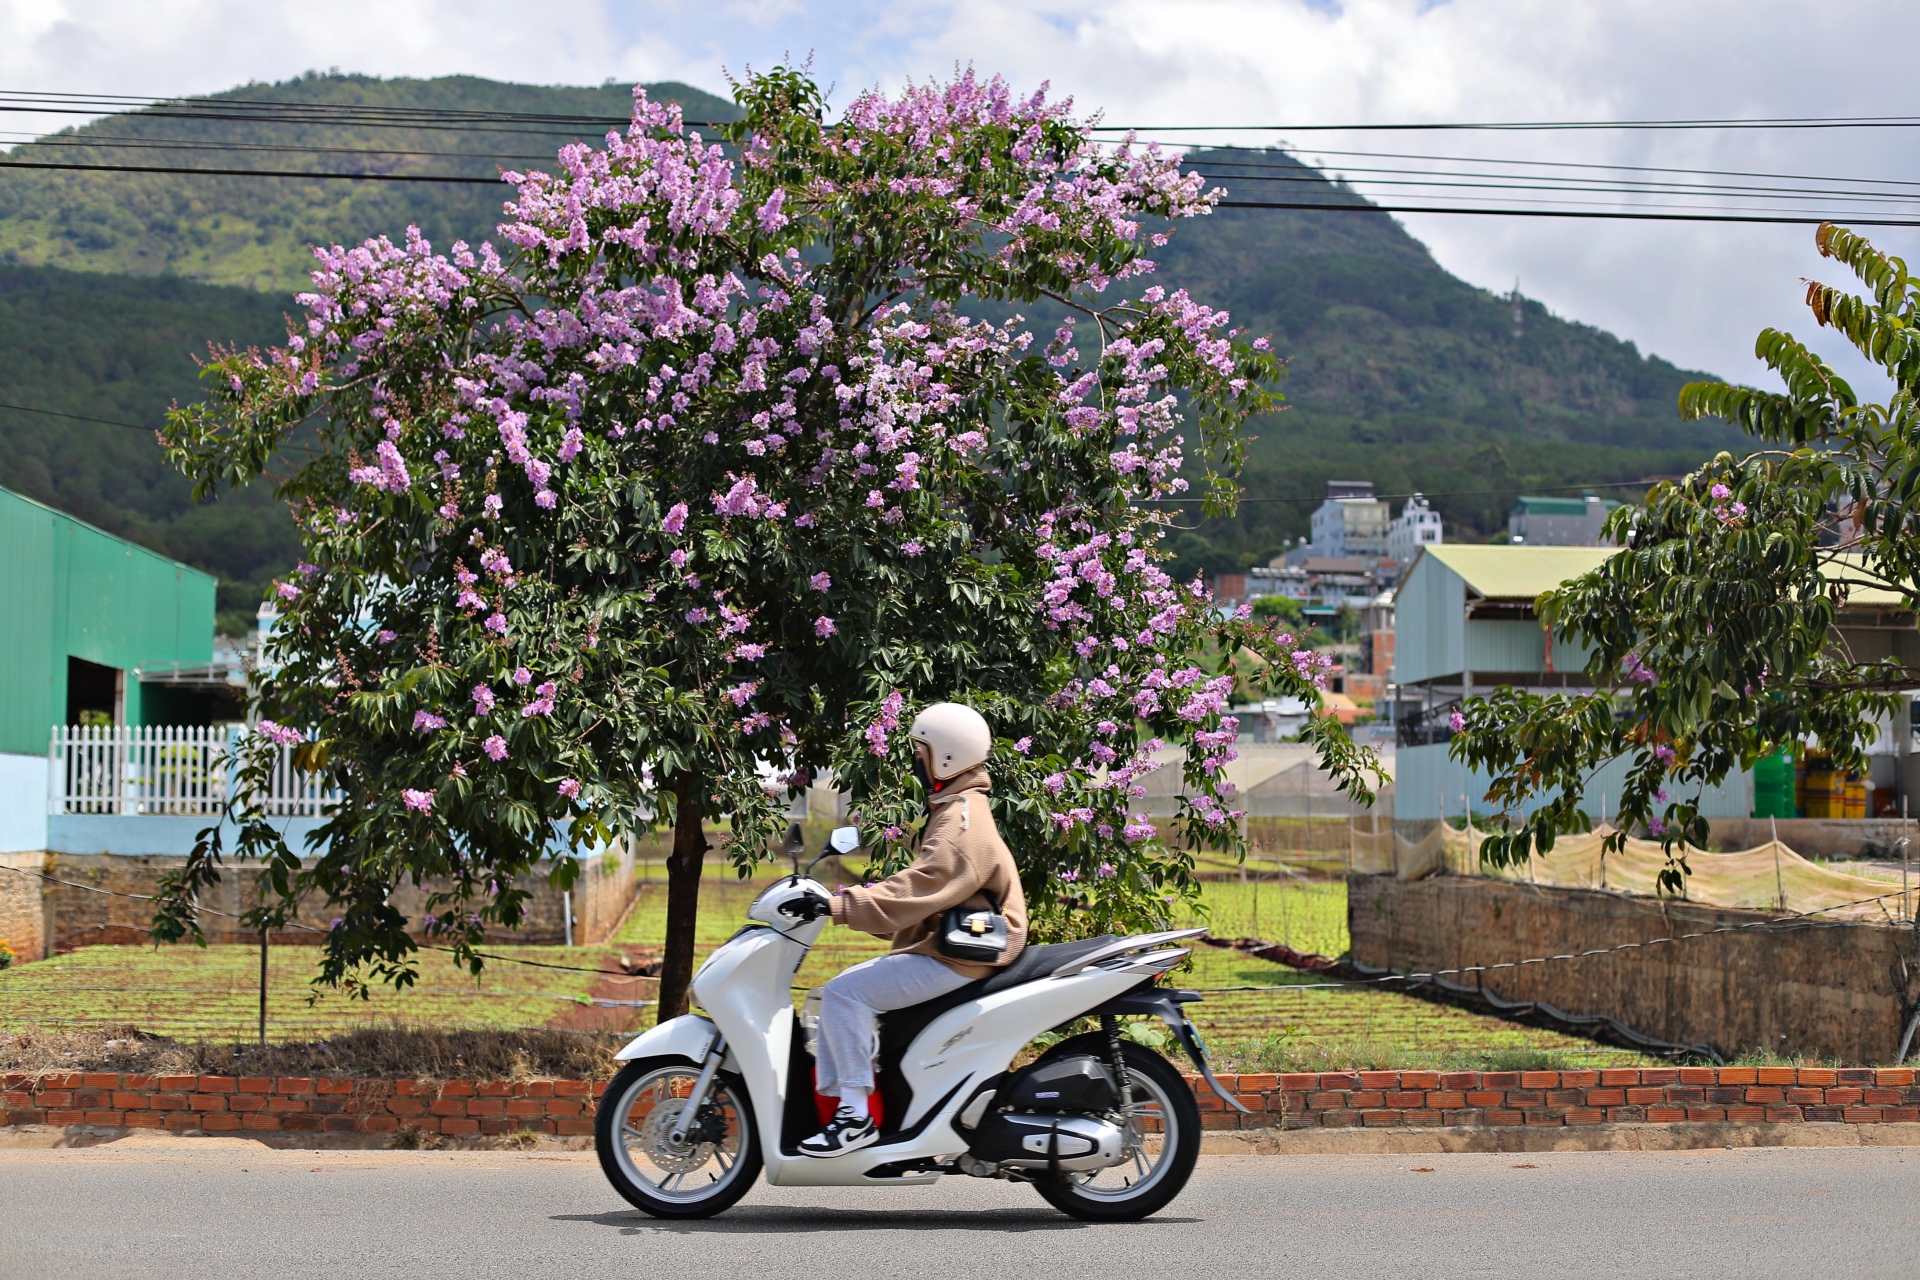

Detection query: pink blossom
xmin=1448 ymin=711 xmax=1466 ymax=733
xmin=256 ymin=720 xmax=303 ymax=746
xmin=413 ymin=711 xmax=447 ymax=732
xmin=484 ymin=612 xmax=509 ymax=636
xmin=662 ymin=502 xmax=688 ymax=534
xmin=814 ymin=615 xmax=837 ymax=637
xmin=401 ymin=788 xmax=434 ymax=813
xmin=512 ymin=666 xmax=533 ymax=686
xmin=864 ymin=689 xmax=905 ymax=756
xmin=809 ymin=572 xmax=831 ymax=591
xmin=483 ymin=734 xmax=509 ymax=761
xmin=686 ymin=607 xmax=709 ymax=625
xmin=472 ymin=684 xmax=496 ymax=714
xmin=557 ymin=777 xmax=582 ymax=799
xmin=521 ymin=681 xmax=557 ymax=717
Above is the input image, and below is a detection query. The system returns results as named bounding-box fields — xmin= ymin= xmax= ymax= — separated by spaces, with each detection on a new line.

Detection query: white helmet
xmin=908 ymin=702 xmax=992 ymax=781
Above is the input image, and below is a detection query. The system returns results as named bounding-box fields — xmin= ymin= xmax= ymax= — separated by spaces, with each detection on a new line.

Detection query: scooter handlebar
xmin=777 ymin=890 xmax=832 ymax=921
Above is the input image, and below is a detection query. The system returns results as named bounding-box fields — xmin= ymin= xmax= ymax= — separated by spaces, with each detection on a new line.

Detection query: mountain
xmin=0 ymin=72 xmax=738 ymax=290
xmin=1144 ymin=150 xmax=1745 ymax=569
xmin=0 ymin=75 xmax=738 ymax=632
xmin=0 ymin=77 xmax=1742 ymax=619
xmin=0 ymin=263 xmax=292 ymax=633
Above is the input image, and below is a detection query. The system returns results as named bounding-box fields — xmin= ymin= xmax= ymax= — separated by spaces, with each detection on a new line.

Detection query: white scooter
xmin=594 ymin=825 xmax=1249 ymax=1222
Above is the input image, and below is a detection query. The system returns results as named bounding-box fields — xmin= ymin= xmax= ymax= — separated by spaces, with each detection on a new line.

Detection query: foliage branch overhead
xmin=1452 ymin=223 xmax=1919 ymax=891
xmin=156 ymin=67 xmax=1378 ymax=994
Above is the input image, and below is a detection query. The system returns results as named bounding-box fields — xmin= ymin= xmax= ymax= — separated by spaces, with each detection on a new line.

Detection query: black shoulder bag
xmin=938 ymin=892 xmax=1009 ymax=964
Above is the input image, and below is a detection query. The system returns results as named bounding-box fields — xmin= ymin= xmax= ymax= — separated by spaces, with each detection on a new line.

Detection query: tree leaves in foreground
xmin=1453 ymin=223 xmax=1916 ymax=893
xmin=154 ymin=67 xmax=1380 ymax=1016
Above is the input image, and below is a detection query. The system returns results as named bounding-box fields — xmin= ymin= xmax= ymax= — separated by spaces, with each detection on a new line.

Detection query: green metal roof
xmin=1512 ymin=494 xmax=1621 ymax=516
xmin=0 ymin=485 xmax=215 ymax=753
xmin=1422 ymin=544 xmax=1616 ymax=600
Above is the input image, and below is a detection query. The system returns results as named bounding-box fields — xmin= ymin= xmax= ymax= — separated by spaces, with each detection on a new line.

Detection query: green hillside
xmin=0 ymin=78 xmax=1743 ymax=620
xmin=0 ymin=72 xmax=737 ymax=290
xmin=1146 ymin=151 xmax=1744 ymax=568
xmin=0 ymin=264 xmax=293 ymax=631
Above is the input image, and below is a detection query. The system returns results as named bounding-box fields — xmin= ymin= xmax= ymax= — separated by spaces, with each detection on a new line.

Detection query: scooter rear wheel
xmin=1030 ymin=1038 xmax=1201 ymax=1223
xmin=595 ymin=1056 xmax=762 ymax=1219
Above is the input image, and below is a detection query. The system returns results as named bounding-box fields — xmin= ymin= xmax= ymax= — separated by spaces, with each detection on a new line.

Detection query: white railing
xmin=48 ymin=725 xmax=341 ymax=817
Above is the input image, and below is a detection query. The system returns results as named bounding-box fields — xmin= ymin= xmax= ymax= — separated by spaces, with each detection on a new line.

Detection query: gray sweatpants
xmin=813 ymin=953 xmax=973 ymax=1095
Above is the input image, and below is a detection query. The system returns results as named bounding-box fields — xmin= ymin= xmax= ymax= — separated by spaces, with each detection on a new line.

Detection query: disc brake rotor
xmin=636 ymin=1097 xmax=717 ymax=1174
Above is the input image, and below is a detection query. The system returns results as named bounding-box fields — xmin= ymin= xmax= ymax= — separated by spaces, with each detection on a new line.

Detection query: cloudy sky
xmin=4 ymin=0 xmax=1917 ymax=393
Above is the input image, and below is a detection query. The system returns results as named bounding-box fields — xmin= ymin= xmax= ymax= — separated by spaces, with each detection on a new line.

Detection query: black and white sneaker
xmin=798 ymin=1108 xmax=877 ymax=1158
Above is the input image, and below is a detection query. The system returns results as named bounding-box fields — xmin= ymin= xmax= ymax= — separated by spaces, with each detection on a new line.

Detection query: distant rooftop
xmin=1324 ymin=480 xmax=1376 ymax=501
xmin=1511 ymin=493 xmax=1621 ymax=517
xmin=1421 ymin=544 xmax=1616 ymax=600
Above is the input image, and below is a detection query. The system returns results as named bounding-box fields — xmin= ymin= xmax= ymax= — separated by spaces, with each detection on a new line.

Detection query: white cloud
xmin=5 ymin=0 xmax=1917 ymax=396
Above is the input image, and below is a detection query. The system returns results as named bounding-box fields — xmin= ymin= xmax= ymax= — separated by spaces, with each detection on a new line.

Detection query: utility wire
xmin=7 ymin=155 xmax=1915 ymax=226
xmin=0 ymin=398 xmax=1677 ymax=509
xmin=0 ymin=861 xmax=642 ymax=978
xmin=0 ymin=157 xmax=501 ymax=183
xmin=1149 ymin=480 xmax=1661 ymax=507
xmin=0 ymin=400 xmax=159 ymax=431
xmin=1213 ymin=197 xmax=1920 ymax=228
xmin=1 ymin=132 xmax=563 ymax=164
xmin=1091 ymin=114 xmax=1920 ymax=133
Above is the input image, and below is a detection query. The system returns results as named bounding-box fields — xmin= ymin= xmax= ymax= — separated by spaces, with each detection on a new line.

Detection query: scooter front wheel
xmin=595 ymin=1055 xmax=762 ymax=1219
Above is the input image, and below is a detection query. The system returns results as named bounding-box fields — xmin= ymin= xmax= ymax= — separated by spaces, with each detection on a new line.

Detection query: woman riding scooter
xmin=799 ymin=702 xmax=1028 ymax=1157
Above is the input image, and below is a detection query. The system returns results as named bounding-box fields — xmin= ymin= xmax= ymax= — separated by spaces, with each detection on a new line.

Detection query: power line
xmin=9 ymin=156 xmax=1916 ymax=226
xmin=1213 ymin=197 xmax=1920 ymax=227
xmin=1250 ymin=144 xmax=1920 ymax=194
xmin=1147 ymin=479 xmax=1662 ymax=507
xmin=2 ymin=131 xmax=562 ymax=165
xmin=1092 ymin=113 xmax=1920 ymax=133
xmin=0 ymin=400 xmax=157 ymax=431
xmin=1204 ymin=163 xmax=1920 ymax=209
xmin=0 ymin=157 xmax=501 ymax=183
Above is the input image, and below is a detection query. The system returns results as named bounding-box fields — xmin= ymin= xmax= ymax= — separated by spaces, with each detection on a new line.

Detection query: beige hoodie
xmin=828 ymin=764 xmax=1029 ymax=979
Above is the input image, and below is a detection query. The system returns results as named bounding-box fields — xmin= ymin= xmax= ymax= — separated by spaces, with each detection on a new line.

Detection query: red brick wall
xmin=5 ymin=1066 xmax=1916 ymax=1140
xmin=1 ymin=1072 xmax=606 ymax=1138
xmin=1193 ymin=1066 xmax=1920 ymax=1131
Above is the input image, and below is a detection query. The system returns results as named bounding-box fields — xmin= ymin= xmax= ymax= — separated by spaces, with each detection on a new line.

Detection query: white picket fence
xmin=48 ymin=725 xmax=341 ymax=817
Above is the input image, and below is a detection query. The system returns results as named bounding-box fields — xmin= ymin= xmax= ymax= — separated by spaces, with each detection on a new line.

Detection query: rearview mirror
xmin=829 ymin=825 xmax=860 ymax=855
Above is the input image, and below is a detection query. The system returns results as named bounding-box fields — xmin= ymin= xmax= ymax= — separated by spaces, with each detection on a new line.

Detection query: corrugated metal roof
xmin=1421 ymin=544 xmax=1616 ymax=600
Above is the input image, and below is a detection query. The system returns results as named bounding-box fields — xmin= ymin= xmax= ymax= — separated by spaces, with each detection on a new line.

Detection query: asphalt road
xmin=1 ymin=1138 xmax=1915 ymax=1278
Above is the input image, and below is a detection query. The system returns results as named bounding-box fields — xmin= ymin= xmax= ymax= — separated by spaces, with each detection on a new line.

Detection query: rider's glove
xmin=778 ymin=891 xmax=832 ymax=922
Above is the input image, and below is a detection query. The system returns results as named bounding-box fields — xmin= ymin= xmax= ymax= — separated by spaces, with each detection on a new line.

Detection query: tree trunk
xmin=655 ymin=770 xmax=707 ymax=1023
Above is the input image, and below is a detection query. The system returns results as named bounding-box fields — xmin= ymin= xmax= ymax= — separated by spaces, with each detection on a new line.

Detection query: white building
xmin=1307 ymin=481 xmax=1390 ymax=560
xmin=1388 ymin=493 xmax=1443 ymax=569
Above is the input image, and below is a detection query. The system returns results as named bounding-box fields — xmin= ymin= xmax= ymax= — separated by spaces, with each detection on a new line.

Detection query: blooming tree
xmin=159 ymin=68 xmax=1376 ymax=1017
xmin=1454 ymin=224 xmax=1918 ymax=891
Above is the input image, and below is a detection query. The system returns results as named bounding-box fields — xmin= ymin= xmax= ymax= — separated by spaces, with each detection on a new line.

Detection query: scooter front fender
xmin=613 ymin=1013 xmax=721 ymax=1064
